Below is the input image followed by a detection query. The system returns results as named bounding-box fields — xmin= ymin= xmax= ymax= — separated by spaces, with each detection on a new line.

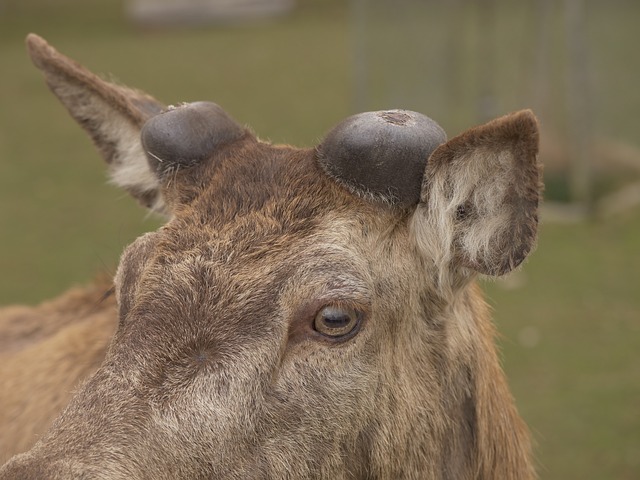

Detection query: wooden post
xmin=476 ymin=0 xmax=498 ymax=122
xmin=443 ymin=0 xmax=464 ymax=120
xmin=564 ymin=0 xmax=594 ymax=212
xmin=351 ymin=0 xmax=369 ymax=113
xmin=531 ymin=0 xmax=553 ymax=120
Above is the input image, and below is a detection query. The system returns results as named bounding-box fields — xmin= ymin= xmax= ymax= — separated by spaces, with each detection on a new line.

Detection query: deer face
xmin=0 ymin=35 xmax=540 ymax=479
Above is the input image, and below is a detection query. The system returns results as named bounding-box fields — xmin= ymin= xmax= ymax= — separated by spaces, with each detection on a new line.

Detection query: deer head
xmin=0 ymin=34 xmax=540 ymax=479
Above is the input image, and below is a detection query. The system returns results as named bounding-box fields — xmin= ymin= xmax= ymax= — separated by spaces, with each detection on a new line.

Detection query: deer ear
xmin=412 ymin=110 xmax=541 ymax=277
xmin=26 ymin=34 xmax=167 ymax=213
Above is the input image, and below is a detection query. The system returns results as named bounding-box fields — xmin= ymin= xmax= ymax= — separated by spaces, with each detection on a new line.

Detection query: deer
xmin=0 ymin=34 xmax=541 ymax=479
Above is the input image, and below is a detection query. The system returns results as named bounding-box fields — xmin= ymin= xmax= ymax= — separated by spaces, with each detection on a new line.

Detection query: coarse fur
xmin=0 ymin=34 xmax=541 ymax=479
xmin=0 ymin=277 xmax=117 ymax=465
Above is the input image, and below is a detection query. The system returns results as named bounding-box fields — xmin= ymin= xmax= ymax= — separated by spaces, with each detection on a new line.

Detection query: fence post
xmin=565 ymin=0 xmax=594 ymax=213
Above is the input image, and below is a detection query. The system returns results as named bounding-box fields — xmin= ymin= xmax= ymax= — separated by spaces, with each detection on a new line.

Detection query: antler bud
xmin=317 ymin=110 xmax=447 ymax=208
xmin=141 ymin=101 xmax=246 ymax=177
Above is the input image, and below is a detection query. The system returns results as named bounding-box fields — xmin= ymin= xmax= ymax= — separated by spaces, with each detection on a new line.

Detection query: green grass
xmin=1 ymin=1 xmax=639 ymax=478
xmin=485 ymin=213 xmax=640 ymax=479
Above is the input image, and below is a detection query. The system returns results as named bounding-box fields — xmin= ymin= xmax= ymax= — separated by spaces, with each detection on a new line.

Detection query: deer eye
xmin=313 ymin=305 xmax=361 ymax=339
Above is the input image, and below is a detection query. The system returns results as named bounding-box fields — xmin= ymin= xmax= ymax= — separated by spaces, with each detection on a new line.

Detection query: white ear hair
xmin=107 ymin=130 xmax=165 ymax=213
xmin=412 ymin=110 xmax=541 ymax=284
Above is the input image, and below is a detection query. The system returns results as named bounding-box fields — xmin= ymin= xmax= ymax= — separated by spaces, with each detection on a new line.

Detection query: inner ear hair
xmin=415 ymin=110 xmax=541 ymax=279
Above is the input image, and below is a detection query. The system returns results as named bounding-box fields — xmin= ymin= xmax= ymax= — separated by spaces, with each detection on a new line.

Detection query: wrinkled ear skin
xmin=317 ymin=110 xmax=447 ymax=208
xmin=422 ymin=110 xmax=541 ymax=277
xmin=141 ymin=102 xmax=247 ymax=178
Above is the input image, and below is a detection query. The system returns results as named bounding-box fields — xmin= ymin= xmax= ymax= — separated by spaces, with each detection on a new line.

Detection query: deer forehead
xmin=116 ymin=205 xmax=406 ymax=310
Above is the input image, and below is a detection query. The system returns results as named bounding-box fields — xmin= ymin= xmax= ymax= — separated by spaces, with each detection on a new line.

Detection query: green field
xmin=1 ymin=1 xmax=639 ymax=478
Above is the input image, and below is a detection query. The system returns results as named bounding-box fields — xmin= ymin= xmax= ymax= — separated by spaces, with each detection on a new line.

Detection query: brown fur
xmin=0 ymin=35 xmax=540 ymax=479
xmin=0 ymin=277 xmax=116 ymax=465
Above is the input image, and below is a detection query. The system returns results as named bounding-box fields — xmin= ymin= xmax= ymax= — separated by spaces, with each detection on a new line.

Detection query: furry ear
xmin=26 ymin=34 xmax=167 ymax=213
xmin=412 ymin=110 xmax=541 ymax=278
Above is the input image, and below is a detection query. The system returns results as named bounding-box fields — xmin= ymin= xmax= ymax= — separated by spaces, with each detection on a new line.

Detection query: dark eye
xmin=313 ymin=305 xmax=361 ymax=338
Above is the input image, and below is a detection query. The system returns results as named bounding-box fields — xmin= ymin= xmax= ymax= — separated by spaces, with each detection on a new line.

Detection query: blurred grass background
xmin=0 ymin=0 xmax=638 ymax=478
